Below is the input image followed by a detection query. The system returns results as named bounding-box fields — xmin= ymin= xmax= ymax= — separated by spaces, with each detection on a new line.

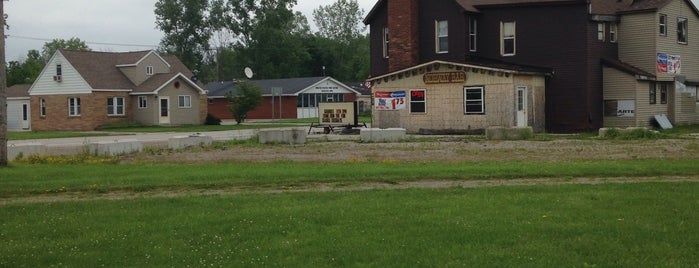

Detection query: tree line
xmin=6 ymin=0 xmax=369 ymax=87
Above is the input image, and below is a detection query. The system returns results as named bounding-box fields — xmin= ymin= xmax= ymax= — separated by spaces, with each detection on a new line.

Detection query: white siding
xmin=28 ymin=51 xmax=92 ymax=96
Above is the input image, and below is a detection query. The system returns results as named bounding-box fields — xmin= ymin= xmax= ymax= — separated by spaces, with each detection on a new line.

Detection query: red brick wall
xmin=31 ymin=92 xmax=132 ymax=131
xmin=208 ymin=96 xmax=299 ymax=120
xmin=388 ymin=0 xmax=420 ymax=72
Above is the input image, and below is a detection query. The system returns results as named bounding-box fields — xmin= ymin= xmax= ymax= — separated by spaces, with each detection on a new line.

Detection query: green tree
xmin=7 ymin=50 xmax=43 ymax=86
xmin=154 ymin=0 xmax=211 ymax=71
xmin=312 ymin=0 xmax=366 ymax=44
xmin=225 ymin=81 xmax=262 ymax=124
xmin=40 ymin=38 xmax=90 ymax=63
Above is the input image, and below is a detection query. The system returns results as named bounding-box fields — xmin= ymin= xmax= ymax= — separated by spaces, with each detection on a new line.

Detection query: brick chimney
xmin=387 ymin=0 xmax=420 ymax=72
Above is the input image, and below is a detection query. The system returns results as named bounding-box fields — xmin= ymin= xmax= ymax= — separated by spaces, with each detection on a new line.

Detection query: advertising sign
xmin=617 ymin=100 xmax=635 ymax=117
xmin=318 ymin=102 xmax=357 ymax=125
xmin=374 ymin=91 xmax=406 ymax=110
xmin=657 ymin=53 xmax=681 ymax=74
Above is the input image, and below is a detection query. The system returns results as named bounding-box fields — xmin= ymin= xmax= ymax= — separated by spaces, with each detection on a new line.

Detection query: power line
xmin=7 ymin=34 xmax=159 ymax=48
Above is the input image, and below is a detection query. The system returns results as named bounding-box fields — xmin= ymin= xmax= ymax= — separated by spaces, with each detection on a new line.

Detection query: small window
xmin=410 ymin=89 xmax=426 ymax=113
xmin=677 ymin=17 xmax=688 ymax=44
xmin=138 ymin=96 xmax=148 ymax=109
xmin=436 ymin=20 xmax=449 ymax=53
xmin=469 ymin=17 xmax=477 ymax=52
xmin=610 ymin=23 xmax=618 ymax=43
xmin=659 ymin=14 xmax=667 ymax=36
xmin=598 ymin=23 xmax=605 ymax=41
xmin=178 ymin=95 xmax=192 ymax=108
xmin=382 ymin=27 xmax=389 ymax=59
xmin=40 ymin=98 xmax=46 ymax=117
xmin=68 ymin=97 xmax=81 ymax=116
xmin=107 ymin=97 xmax=125 ymax=116
xmin=464 ymin=86 xmax=485 ymax=114
xmin=649 ymin=82 xmax=657 ymax=104
xmin=660 ymin=83 xmax=668 ymax=104
xmin=56 ymin=64 xmax=62 ymax=76
xmin=501 ymin=21 xmax=516 ymax=56
xmin=146 ymin=66 xmax=154 ymax=75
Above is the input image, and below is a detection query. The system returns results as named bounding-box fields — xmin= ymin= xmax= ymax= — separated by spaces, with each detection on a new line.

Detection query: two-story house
xmin=28 ymin=50 xmax=207 ymax=131
xmin=365 ymin=0 xmax=699 ymax=133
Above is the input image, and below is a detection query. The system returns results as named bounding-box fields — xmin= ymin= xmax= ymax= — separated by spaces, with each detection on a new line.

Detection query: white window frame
xmin=659 ymin=14 xmax=667 ymax=36
xmin=409 ymin=89 xmax=426 ymax=113
xmin=436 ymin=20 xmax=449 ymax=54
xmin=678 ymin=17 xmax=688 ymax=44
xmin=382 ymin=27 xmax=389 ymax=59
xmin=138 ymin=96 xmax=148 ymax=109
xmin=107 ymin=97 xmax=125 ymax=116
xmin=40 ymin=98 xmax=46 ymax=117
xmin=501 ymin=21 xmax=516 ymax=56
xmin=146 ymin=66 xmax=154 ymax=75
xmin=464 ymin=86 xmax=485 ymax=114
xmin=178 ymin=95 xmax=192 ymax=108
xmin=598 ymin=23 xmax=605 ymax=41
xmin=469 ymin=17 xmax=477 ymax=52
xmin=68 ymin=97 xmax=81 ymax=117
xmin=610 ymin=23 xmax=617 ymax=43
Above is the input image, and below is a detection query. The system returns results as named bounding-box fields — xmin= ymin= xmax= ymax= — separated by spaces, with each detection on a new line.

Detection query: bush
xmin=205 ymin=113 xmax=222 ymax=125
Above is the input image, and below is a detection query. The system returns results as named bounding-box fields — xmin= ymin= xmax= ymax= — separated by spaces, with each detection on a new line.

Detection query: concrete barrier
xmin=360 ymin=128 xmax=407 ymax=142
xmin=168 ymin=135 xmax=214 ymax=149
xmin=259 ymin=129 xmax=307 ymax=144
xmin=87 ymin=139 xmax=143 ymax=155
xmin=485 ymin=126 xmax=534 ymax=140
xmin=7 ymin=143 xmax=48 ymax=160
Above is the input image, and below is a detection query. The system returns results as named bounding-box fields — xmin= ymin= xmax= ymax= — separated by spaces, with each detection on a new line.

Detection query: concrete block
xmin=259 ymin=129 xmax=307 ymax=144
xmin=360 ymin=128 xmax=407 ymax=142
xmin=486 ymin=126 xmax=533 ymax=140
xmin=87 ymin=139 xmax=143 ymax=155
xmin=7 ymin=143 xmax=48 ymax=160
xmin=168 ymin=135 xmax=214 ymax=149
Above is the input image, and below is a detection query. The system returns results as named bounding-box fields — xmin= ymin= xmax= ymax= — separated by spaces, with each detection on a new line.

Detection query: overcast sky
xmin=5 ymin=0 xmax=699 ymax=62
xmin=4 ymin=0 xmax=377 ymax=62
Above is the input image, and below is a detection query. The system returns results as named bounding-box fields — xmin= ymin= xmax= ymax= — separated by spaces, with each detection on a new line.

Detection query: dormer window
xmin=146 ymin=66 xmax=154 ymax=75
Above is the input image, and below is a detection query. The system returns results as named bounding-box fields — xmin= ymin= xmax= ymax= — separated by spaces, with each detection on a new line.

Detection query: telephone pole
xmin=0 ymin=0 xmax=8 ymax=166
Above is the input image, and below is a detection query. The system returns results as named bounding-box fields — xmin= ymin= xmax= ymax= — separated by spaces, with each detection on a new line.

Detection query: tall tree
xmin=7 ymin=50 xmax=43 ymax=86
xmin=313 ymin=0 xmax=366 ymax=44
xmin=40 ymin=38 xmax=90 ymax=63
xmin=154 ymin=0 xmax=211 ymax=71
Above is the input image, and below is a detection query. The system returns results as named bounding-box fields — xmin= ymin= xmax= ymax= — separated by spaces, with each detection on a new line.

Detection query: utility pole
xmin=0 ymin=0 xmax=7 ymax=167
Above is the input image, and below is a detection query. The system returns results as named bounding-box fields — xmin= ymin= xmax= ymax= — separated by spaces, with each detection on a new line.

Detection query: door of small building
xmin=159 ymin=97 xmax=170 ymax=124
xmin=21 ymin=103 xmax=30 ymax=129
xmin=516 ymin=86 xmax=528 ymax=127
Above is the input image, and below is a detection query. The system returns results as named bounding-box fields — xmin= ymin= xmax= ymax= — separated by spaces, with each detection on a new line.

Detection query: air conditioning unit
xmin=53 ymin=75 xmax=62 ymax=82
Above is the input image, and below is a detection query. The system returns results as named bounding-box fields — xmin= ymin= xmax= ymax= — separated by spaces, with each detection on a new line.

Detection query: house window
xmin=56 ymin=64 xmax=62 ymax=76
xmin=464 ymin=86 xmax=485 ymax=114
xmin=68 ymin=97 xmax=81 ymax=116
xmin=382 ymin=27 xmax=389 ymax=58
xmin=138 ymin=96 xmax=148 ymax=109
xmin=297 ymin=93 xmax=345 ymax=107
xmin=40 ymin=98 xmax=46 ymax=117
xmin=436 ymin=20 xmax=449 ymax=53
xmin=501 ymin=21 xmax=516 ymax=56
xmin=410 ymin=89 xmax=426 ymax=113
xmin=178 ymin=95 xmax=192 ymax=108
xmin=146 ymin=66 xmax=154 ymax=75
xmin=660 ymin=83 xmax=668 ymax=104
xmin=598 ymin=23 xmax=605 ymax=41
xmin=659 ymin=14 xmax=667 ymax=36
xmin=610 ymin=23 xmax=618 ymax=43
xmin=469 ymin=17 xmax=477 ymax=52
xmin=677 ymin=17 xmax=688 ymax=44
xmin=649 ymin=82 xmax=657 ymax=104
xmin=107 ymin=97 xmax=125 ymax=116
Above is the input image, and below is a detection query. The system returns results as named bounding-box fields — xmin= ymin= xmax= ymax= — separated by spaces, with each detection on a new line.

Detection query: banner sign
xmin=374 ymin=91 xmax=406 ymax=110
xmin=617 ymin=100 xmax=635 ymax=117
xmin=657 ymin=53 xmax=681 ymax=74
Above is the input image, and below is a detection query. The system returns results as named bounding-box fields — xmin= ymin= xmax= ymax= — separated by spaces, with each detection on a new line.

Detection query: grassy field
xmin=0 ymin=182 xmax=696 ymax=267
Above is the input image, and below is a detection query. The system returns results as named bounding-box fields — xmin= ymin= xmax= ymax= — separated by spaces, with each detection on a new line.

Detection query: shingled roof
xmin=58 ymin=49 xmax=198 ymax=93
xmin=7 ymin=84 xmax=30 ymax=98
xmin=206 ymin=77 xmax=360 ymax=98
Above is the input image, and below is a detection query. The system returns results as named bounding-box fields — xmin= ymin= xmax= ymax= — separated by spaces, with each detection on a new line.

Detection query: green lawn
xmin=0 ymin=183 xmax=696 ymax=267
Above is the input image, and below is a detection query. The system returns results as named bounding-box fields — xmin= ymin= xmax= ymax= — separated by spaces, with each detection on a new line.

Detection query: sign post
xmin=271 ymin=87 xmax=282 ymax=121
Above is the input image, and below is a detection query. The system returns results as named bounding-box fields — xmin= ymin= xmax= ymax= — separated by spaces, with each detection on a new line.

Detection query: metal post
xmin=0 ymin=0 xmax=8 ymax=166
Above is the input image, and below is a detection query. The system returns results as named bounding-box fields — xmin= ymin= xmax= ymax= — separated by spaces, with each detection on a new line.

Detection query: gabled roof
xmin=7 ymin=84 xmax=31 ymax=98
xmin=618 ymin=0 xmax=699 ymax=16
xmin=601 ymin=58 xmax=656 ymax=80
xmin=206 ymin=77 xmax=360 ymax=98
xmin=115 ymin=50 xmax=172 ymax=68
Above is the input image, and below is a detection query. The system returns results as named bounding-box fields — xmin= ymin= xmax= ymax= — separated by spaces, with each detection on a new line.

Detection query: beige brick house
xmin=28 ymin=49 xmax=207 ymax=131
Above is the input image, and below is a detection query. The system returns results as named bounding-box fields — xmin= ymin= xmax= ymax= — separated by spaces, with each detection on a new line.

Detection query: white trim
xmin=152 ymin=73 xmax=206 ymax=94
xmin=115 ymin=50 xmax=172 ymax=68
xmin=8 ymin=97 xmax=30 ymax=100
xmin=28 ymin=50 xmax=94 ymax=96
xmin=178 ymin=95 xmax=192 ymax=108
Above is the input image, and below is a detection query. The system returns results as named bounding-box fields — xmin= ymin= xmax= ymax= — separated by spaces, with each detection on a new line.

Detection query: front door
xmin=159 ymin=97 xmax=170 ymax=124
xmin=516 ymin=87 xmax=528 ymax=127
xmin=21 ymin=103 xmax=30 ymax=129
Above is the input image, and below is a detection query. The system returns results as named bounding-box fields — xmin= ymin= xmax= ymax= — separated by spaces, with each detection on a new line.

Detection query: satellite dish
xmin=244 ymin=67 xmax=254 ymax=79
